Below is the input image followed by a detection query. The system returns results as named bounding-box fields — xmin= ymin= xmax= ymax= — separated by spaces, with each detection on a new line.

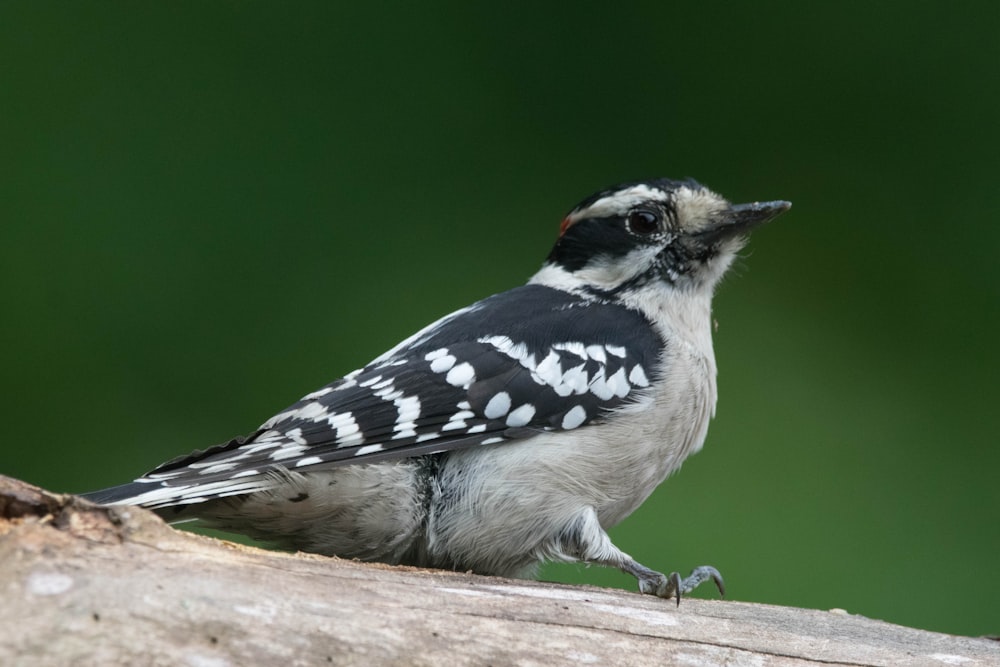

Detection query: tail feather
xmin=78 ymin=475 xmax=278 ymax=512
xmin=78 ymin=482 xmax=154 ymax=506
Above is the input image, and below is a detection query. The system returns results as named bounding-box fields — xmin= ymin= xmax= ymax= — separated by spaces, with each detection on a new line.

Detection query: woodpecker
xmin=82 ymin=178 xmax=790 ymax=603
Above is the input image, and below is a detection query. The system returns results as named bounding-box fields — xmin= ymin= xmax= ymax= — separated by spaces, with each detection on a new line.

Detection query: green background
xmin=3 ymin=2 xmax=998 ymax=638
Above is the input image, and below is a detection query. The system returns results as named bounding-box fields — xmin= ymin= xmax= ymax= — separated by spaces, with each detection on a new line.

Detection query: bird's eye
xmin=626 ymin=209 xmax=661 ymax=236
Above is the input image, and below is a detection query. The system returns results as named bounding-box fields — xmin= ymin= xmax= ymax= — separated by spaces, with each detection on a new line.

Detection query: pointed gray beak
xmin=696 ymin=200 xmax=791 ymax=242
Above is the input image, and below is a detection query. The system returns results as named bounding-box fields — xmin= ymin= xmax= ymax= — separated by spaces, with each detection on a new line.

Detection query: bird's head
xmin=542 ymin=178 xmax=790 ymax=296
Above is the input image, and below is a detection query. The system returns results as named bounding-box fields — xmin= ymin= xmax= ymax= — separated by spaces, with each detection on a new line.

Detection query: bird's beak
xmin=696 ymin=200 xmax=792 ymax=242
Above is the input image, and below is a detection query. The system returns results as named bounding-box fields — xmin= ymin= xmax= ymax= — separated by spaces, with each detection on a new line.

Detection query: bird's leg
xmin=558 ymin=507 xmax=724 ymax=605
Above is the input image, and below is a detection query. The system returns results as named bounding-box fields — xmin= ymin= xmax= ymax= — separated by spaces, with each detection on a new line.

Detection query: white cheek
xmin=574 ymin=246 xmax=659 ymax=288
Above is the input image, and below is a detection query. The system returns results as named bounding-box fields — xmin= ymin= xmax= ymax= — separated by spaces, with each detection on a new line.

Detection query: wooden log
xmin=1 ymin=474 xmax=996 ymax=666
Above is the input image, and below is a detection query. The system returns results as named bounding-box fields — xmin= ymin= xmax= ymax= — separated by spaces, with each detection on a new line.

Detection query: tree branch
xmin=1 ymin=475 xmax=995 ymax=666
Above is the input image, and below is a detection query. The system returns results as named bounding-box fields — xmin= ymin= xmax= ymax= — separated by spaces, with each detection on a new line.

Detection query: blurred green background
xmin=3 ymin=2 xmax=998 ymax=638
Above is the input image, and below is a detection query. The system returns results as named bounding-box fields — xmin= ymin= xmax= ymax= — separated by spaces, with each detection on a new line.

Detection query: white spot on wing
xmin=395 ymin=395 xmax=421 ymax=423
xmin=534 ymin=351 xmax=563 ymax=385
xmin=553 ymin=341 xmax=587 ymax=358
xmin=585 ymin=345 xmax=607 ymax=363
xmin=484 ymin=392 xmax=512 ymax=419
xmin=333 ymin=377 xmax=357 ymax=392
xmin=506 ymin=404 xmax=536 ymax=427
xmin=303 ymin=386 xmax=334 ymax=400
xmin=371 ymin=377 xmax=394 ymax=391
xmin=479 ymin=335 xmax=531 ymax=365
xmin=589 ymin=369 xmax=615 ymax=400
xmin=327 ymin=411 xmax=363 ymax=447
xmin=328 ymin=412 xmax=356 ymax=429
xmin=561 ymin=364 xmax=589 ymax=395
xmin=295 ymin=456 xmax=323 ymax=467
xmin=294 ymin=402 xmax=329 ymax=421
xmin=285 ymin=428 xmax=307 ymax=445
xmin=628 ymin=364 xmax=649 ymax=388
xmin=393 ymin=423 xmax=417 ymax=439
xmin=479 ymin=334 xmax=512 ymax=352
xmin=606 ymin=367 xmax=631 ymax=398
xmin=355 ymin=444 xmax=384 ymax=456
xmin=269 ymin=446 xmax=306 ymax=462
xmin=551 ymin=383 xmax=573 ymax=398
xmin=392 ymin=394 xmax=421 ymax=438
xmin=561 ymin=405 xmax=587 ymax=429
xmin=337 ymin=432 xmax=364 ymax=447
xmin=260 ymin=408 xmax=299 ymax=429
xmin=446 ymin=362 xmax=476 ymax=387
xmin=443 ymin=409 xmax=475 ymax=431
xmin=198 ymin=462 xmax=240 ymax=473
xmin=430 ymin=354 xmax=457 ymax=373
xmin=374 ymin=387 xmax=404 ymax=402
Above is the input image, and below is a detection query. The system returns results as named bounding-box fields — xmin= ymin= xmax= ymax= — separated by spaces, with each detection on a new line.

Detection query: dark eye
xmin=626 ymin=209 xmax=661 ymax=236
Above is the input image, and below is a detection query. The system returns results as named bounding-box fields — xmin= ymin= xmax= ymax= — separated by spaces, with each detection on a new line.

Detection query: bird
xmin=81 ymin=177 xmax=790 ymax=603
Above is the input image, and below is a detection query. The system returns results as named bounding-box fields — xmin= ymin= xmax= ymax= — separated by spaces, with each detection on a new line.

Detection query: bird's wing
xmin=114 ymin=285 xmax=664 ymax=508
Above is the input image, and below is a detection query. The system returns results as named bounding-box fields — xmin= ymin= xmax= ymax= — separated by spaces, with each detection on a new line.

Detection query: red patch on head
xmin=558 ymin=216 xmax=574 ymax=237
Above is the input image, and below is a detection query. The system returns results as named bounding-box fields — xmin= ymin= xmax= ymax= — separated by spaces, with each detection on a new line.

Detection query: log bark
xmin=1 ymin=475 xmax=996 ymax=667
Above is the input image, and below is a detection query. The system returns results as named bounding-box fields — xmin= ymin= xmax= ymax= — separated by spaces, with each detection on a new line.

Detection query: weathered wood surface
xmin=1 ymin=475 xmax=996 ymax=666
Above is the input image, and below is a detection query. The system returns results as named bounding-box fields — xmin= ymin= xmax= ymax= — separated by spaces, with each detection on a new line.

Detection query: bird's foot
xmin=630 ymin=564 xmax=725 ymax=606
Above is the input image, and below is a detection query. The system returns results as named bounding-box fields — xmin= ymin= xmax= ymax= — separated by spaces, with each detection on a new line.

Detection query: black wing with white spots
xmin=122 ymin=285 xmax=665 ymax=505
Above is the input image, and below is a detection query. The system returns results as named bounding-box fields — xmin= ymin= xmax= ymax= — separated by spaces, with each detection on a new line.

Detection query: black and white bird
xmin=82 ymin=178 xmax=789 ymax=602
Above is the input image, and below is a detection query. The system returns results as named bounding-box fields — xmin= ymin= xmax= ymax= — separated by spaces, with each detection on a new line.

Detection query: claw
xmin=682 ymin=565 xmax=725 ymax=598
xmin=710 ymin=568 xmax=725 ymax=597
xmin=668 ymin=571 xmax=682 ymax=606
